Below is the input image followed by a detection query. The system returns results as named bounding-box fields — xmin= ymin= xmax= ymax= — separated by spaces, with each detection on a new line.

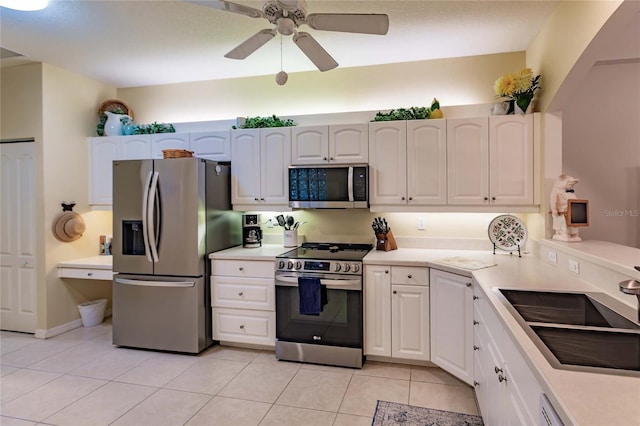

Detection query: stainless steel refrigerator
xmin=112 ymin=157 xmax=240 ymax=353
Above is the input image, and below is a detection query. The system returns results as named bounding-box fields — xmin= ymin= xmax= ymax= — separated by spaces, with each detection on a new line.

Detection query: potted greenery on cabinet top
xmin=233 ymin=115 xmax=296 ymax=129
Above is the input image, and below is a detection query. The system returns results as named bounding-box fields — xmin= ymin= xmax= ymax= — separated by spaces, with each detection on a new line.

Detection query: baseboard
xmin=34 ymin=308 xmax=112 ymax=339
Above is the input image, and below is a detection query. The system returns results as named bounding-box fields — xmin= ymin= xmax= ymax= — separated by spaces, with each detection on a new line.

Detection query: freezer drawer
xmin=113 ymin=275 xmax=210 ymax=353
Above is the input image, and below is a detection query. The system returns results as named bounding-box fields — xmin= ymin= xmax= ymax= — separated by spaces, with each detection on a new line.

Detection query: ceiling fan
xmin=191 ymin=0 xmax=389 ymax=72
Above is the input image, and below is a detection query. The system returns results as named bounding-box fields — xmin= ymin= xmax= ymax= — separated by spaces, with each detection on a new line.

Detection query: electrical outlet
xmin=548 ymin=251 xmax=557 ymax=265
xmin=417 ymin=217 xmax=426 ymax=230
xmin=266 ymin=218 xmax=274 ymax=228
xmin=568 ymin=259 xmax=580 ymax=274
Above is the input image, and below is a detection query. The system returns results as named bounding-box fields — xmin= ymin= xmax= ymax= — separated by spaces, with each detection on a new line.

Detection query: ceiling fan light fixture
xmin=276 ymin=18 xmax=295 ymax=36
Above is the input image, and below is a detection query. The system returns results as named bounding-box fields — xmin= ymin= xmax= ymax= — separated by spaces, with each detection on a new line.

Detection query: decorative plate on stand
xmin=488 ymin=215 xmax=528 ymax=252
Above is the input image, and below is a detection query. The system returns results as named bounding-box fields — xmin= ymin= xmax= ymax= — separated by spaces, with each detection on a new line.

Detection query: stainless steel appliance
xmin=275 ymin=242 xmax=372 ymax=368
xmin=242 ymin=214 xmax=262 ymax=248
xmin=288 ymin=164 xmax=368 ymax=209
xmin=112 ymin=158 xmax=241 ymax=353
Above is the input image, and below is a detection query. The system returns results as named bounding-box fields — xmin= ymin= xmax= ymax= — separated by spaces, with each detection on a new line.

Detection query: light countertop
xmin=209 ymin=244 xmax=293 ymax=260
xmin=57 ymin=256 xmax=113 ymax=269
xmin=366 ymin=247 xmax=640 ymax=426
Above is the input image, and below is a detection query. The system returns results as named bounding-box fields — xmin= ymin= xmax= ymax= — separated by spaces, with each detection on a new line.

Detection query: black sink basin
xmin=496 ymin=289 xmax=640 ymax=376
xmin=499 ymin=289 xmax=639 ymax=330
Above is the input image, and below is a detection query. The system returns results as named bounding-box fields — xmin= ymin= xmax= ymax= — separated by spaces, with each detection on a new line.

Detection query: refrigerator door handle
xmin=115 ymin=278 xmax=195 ymax=288
xmin=147 ymin=171 xmax=160 ymax=263
xmin=141 ymin=170 xmax=154 ymax=263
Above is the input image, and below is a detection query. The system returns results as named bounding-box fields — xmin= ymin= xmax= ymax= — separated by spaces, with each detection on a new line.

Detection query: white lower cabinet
xmin=472 ymin=278 xmax=542 ymax=425
xmin=429 ymin=269 xmax=474 ymax=385
xmin=365 ymin=265 xmax=429 ymax=361
xmin=211 ymin=259 xmax=275 ymax=347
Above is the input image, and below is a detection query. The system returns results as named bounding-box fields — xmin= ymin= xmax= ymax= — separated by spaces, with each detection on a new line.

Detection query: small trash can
xmin=78 ymin=299 xmax=107 ymax=327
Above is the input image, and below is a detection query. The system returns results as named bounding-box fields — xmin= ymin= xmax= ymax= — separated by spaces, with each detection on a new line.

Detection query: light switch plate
xmin=417 ymin=217 xmax=426 ymax=230
xmin=568 ymin=259 xmax=580 ymax=274
xmin=548 ymin=251 xmax=557 ymax=264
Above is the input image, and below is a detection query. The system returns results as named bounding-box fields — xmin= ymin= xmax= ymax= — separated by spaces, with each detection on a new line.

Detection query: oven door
xmin=275 ymin=272 xmax=363 ymax=348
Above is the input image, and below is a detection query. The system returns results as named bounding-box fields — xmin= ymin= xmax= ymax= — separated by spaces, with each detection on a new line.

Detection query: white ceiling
xmin=1 ymin=0 xmax=562 ymax=88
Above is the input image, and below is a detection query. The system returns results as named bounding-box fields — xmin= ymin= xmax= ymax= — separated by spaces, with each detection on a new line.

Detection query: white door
xmin=0 ymin=141 xmax=37 ymax=333
xmin=231 ymin=129 xmax=261 ymax=206
xmin=447 ymin=117 xmax=489 ymax=205
xmin=368 ymin=121 xmax=407 ymax=205
xmin=88 ymin=136 xmax=118 ymax=206
xmin=260 ymin=128 xmax=291 ymax=205
xmin=407 ymin=120 xmax=447 ymax=205
xmin=364 ymin=265 xmax=391 ymax=357
xmin=329 ymin=123 xmax=368 ymax=164
xmin=392 ymin=284 xmax=429 ymax=360
xmin=291 ymin=126 xmax=328 ymax=165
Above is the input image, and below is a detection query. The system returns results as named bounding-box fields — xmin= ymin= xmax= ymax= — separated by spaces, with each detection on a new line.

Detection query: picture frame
xmin=566 ymin=199 xmax=589 ymax=227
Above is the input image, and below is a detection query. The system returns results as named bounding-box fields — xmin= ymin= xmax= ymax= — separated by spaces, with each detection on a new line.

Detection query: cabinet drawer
xmin=212 ymin=276 xmax=274 ymax=310
xmin=212 ymin=308 xmax=275 ymax=347
xmin=211 ymin=259 xmax=275 ymax=278
xmin=58 ymin=267 xmax=114 ymax=281
xmin=391 ymin=266 xmax=429 ymax=286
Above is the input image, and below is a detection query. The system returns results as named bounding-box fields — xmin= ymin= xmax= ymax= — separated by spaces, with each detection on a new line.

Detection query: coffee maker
xmin=242 ymin=214 xmax=262 ymax=248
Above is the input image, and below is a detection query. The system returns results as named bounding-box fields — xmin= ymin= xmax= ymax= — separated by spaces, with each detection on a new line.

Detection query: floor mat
xmin=372 ymin=400 xmax=484 ymax=426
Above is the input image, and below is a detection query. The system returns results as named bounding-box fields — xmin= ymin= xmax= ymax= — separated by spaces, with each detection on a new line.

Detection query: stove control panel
xmin=276 ymin=259 xmax=363 ymax=275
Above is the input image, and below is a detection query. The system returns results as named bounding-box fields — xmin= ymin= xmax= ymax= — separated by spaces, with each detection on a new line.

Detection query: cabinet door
xmin=369 ymin=121 xmax=407 ymax=205
xmin=260 ymin=128 xmax=291 ymax=205
xmin=88 ymin=137 xmax=119 ymax=205
xmin=429 ymin=269 xmax=474 ymax=385
xmin=447 ymin=117 xmax=489 ymax=205
xmin=190 ymin=131 xmax=231 ymax=161
xmin=407 ymin=120 xmax=447 ymax=205
xmin=231 ymin=129 xmax=261 ymax=205
xmin=118 ymin=135 xmax=152 ymax=160
xmin=365 ymin=265 xmax=391 ymax=357
xmin=150 ymin=133 xmax=190 ymax=159
xmin=489 ymin=115 xmax=534 ymax=205
xmin=291 ymin=126 xmax=328 ymax=165
xmin=329 ymin=123 xmax=368 ymax=164
xmin=392 ymin=284 xmax=429 ymax=360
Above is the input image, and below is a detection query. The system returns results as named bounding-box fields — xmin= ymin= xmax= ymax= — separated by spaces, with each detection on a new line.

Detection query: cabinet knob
xmin=491 ymin=196 xmax=496 ymax=201
xmin=239 ymin=267 xmax=244 ymax=271
xmin=401 ymin=196 xmax=405 ymax=201
xmin=407 ymin=274 xmax=412 ymax=279
xmin=238 ymin=292 xmax=244 ymax=296
xmin=494 ymin=366 xmax=503 ymax=374
xmin=473 ymin=345 xmax=479 ymax=351
xmin=87 ymin=272 xmax=93 ymax=277
xmin=385 ymin=270 xmax=389 ymax=274
xmin=409 ymin=197 xmax=413 ymax=201
xmin=254 ymin=197 xmax=259 ymax=201
xmin=260 ymin=198 xmax=265 ymax=201
xmin=466 ymin=282 xmax=472 ymax=287
xmin=239 ymin=325 xmax=245 ymax=330
xmin=323 ymin=157 xmax=327 ymax=161
xmin=474 ymin=381 xmax=480 ymax=387
xmin=393 ymin=290 xmax=397 ymax=294
xmin=483 ymin=197 xmax=489 ymax=201
xmin=473 ymin=295 xmax=479 ymax=300
xmin=330 ymin=157 xmax=334 ymax=161
xmin=473 ymin=320 xmax=479 ymax=325
xmin=498 ymin=374 xmax=507 ymax=383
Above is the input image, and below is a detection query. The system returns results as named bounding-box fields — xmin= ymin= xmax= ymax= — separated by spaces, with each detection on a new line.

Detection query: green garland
xmin=232 ymin=115 xmax=296 ymax=129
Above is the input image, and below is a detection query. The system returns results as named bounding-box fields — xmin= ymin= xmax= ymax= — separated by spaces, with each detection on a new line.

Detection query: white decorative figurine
xmin=550 ymin=173 xmax=581 ymax=242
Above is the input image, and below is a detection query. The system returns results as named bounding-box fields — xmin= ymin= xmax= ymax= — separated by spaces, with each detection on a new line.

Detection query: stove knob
xmin=334 ymin=263 xmax=342 ymax=272
xmin=352 ymin=264 xmax=360 ymax=273
xmin=343 ymin=263 xmax=351 ymax=272
xmin=287 ymin=261 xmax=294 ymax=270
xmin=277 ymin=260 xmax=285 ymax=269
xmin=295 ymin=261 xmax=302 ymax=270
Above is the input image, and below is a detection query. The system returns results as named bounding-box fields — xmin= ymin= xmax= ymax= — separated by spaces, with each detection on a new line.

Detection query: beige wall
xmin=119 ymin=52 xmax=525 ymax=124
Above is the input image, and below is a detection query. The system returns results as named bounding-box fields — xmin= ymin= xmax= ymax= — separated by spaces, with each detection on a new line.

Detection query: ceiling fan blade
xmin=225 ymin=29 xmax=276 ymax=60
xmin=293 ymin=32 xmax=338 ymax=72
xmin=306 ymin=13 xmax=389 ymax=35
xmin=187 ymin=0 xmax=263 ymax=19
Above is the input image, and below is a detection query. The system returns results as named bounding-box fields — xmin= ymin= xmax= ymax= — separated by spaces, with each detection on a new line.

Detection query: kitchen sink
xmin=495 ymin=289 xmax=640 ymax=377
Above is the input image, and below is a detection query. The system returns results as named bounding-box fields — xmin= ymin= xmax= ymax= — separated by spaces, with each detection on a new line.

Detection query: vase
xmin=492 ymin=102 xmax=510 ymax=115
xmin=514 ymin=96 xmax=534 ymax=115
xmin=104 ymin=111 xmax=130 ymax=136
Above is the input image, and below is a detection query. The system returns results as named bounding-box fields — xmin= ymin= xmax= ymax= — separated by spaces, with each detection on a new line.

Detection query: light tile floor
xmin=1 ymin=320 xmax=480 ymax=425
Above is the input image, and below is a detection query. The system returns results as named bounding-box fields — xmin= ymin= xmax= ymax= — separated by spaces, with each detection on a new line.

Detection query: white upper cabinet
xmin=448 ymin=115 xmax=534 ymax=206
xmin=407 ymin=120 xmax=447 ymax=205
xmin=189 ymin=131 xmax=231 ymax=161
xmin=292 ymin=123 xmax=368 ymax=165
xmin=369 ymin=121 xmax=407 ymax=205
xmin=231 ymin=127 xmax=291 ymax=210
xmin=447 ymin=117 xmax=490 ymax=205
xmin=118 ymin=135 xmax=152 ymax=160
xmin=150 ymin=133 xmax=190 ymax=159
xmin=489 ymin=115 xmax=534 ymax=205
xmin=88 ymin=136 xmax=119 ymax=206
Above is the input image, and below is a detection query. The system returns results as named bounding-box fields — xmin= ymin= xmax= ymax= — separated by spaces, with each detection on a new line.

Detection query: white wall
xmin=562 ymin=61 xmax=640 ymax=248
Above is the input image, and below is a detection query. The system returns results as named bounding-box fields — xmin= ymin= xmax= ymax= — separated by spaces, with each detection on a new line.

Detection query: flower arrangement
xmin=494 ymin=68 xmax=541 ymax=114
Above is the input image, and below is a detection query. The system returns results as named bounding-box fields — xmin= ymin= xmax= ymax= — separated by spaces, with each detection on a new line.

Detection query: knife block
xmin=376 ymin=229 xmax=398 ymax=251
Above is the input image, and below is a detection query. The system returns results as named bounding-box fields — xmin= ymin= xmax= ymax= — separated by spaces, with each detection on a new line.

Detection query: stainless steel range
xmin=274 ymin=242 xmax=372 ymax=368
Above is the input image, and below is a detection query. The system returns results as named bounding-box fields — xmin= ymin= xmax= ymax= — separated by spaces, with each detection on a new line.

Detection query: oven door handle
xmin=275 ymin=275 xmax=362 ymax=291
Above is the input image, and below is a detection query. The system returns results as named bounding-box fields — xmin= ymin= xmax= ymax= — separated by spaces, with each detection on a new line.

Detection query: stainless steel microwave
xmin=288 ymin=164 xmax=369 ymax=209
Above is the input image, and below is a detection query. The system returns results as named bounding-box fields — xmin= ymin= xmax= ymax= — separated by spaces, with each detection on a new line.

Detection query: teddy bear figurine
xmin=550 ymin=173 xmax=581 ymax=242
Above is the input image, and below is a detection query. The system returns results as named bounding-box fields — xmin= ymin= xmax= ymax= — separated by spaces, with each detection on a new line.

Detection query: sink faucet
xmin=619 ymin=266 xmax=640 ymax=322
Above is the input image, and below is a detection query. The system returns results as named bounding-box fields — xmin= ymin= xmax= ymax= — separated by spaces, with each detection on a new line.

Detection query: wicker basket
xmin=97 ymin=99 xmax=134 ymax=119
xmin=162 ymin=149 xmax=194 ymax=159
